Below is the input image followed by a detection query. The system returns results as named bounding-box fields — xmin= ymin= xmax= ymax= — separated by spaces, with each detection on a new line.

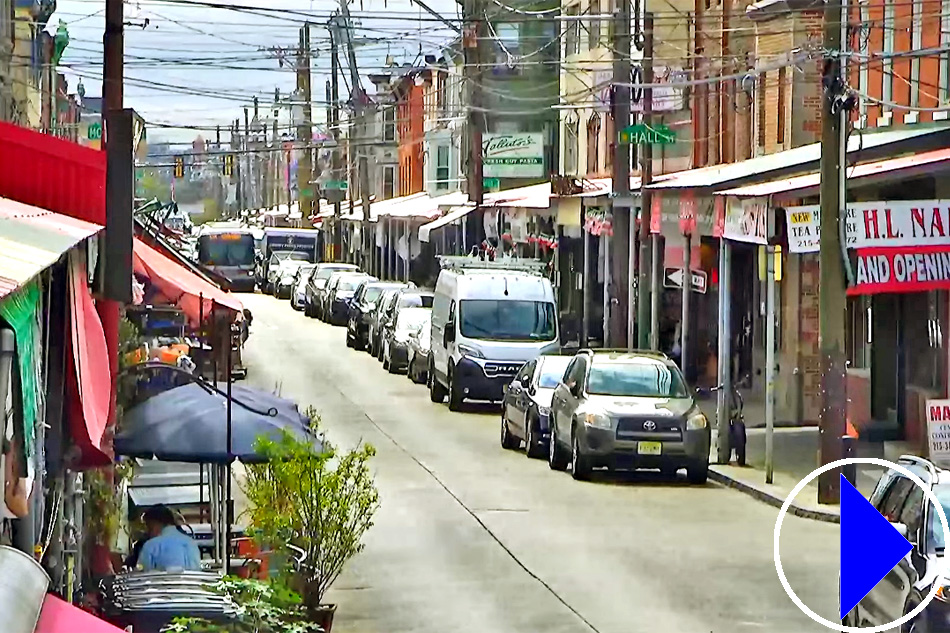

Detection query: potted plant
xmin=241 ymin=410 xmax=378 ymax=632
xmin=162 ymin=576 xmax=323 ymax=633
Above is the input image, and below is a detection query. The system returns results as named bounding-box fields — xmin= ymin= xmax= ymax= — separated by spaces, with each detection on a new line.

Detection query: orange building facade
xmin=395 ymin=73 xmax=428 ymax=197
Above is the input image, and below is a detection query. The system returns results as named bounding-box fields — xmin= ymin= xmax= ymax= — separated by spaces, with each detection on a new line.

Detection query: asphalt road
xmin=240 ymin=293 xmax=839 ymax=633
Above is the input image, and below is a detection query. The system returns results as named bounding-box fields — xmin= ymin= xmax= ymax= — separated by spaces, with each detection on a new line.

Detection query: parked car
xmin=274 ymin=259 xmax=309 ymax=299
xmin=317 ymin=270 xmax=362 ymax=322
xmin=500 ymin=353 xmax=574 ymax=459
xmin=380 ymin=307 xmax=431 ymax=374
xmin=406 ymin=319 xmax=432 ymax=384
xmin=304 ymin=263 xmax=360 ymax=318
xmin=842 ymin=455 xmax=950 ymax=630
xmin=548 ymin=349 xmax=710 ymax=483
xmin=368 ymin=287 xmax=408 ymax=357
xmin=374 ymin=289 xmax=433 ymax=362
xmin=266 ymin=251 xmax=309 ymax=295
xmin=428 ymin=261 xmax=559 ymax=411
xmin=326 ymin=273 xmax=376 ymax=326
xmin=291 ymin=264 xmax=316 ymax=310
xmin=346 ymin=281 xmax=405 ymax=349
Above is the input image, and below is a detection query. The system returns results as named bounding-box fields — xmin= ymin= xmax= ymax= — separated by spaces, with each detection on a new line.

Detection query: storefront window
xmin=906 ymin=291 xmax=947 ymax=393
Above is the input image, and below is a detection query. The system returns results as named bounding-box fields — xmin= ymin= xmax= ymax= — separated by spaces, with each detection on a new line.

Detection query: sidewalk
xmin=707 ymin=425 xmax=912 ymax=523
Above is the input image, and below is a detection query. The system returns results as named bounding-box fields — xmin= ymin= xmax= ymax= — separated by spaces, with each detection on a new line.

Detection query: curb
xmin=709 ymin=467 xmax=840 ymax=524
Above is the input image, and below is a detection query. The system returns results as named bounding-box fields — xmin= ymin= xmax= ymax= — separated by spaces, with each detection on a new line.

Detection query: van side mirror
xmin=445 ymin=322 xmax=456 ymax=344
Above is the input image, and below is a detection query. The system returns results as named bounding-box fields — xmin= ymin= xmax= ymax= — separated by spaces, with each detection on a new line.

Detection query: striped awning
xmin=0 ymin=197 xmax=102 ymax=301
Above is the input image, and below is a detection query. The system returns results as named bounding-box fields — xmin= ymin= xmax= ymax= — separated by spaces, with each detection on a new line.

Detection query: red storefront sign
xmin=848 ymin=245 xmax=950 ymax=295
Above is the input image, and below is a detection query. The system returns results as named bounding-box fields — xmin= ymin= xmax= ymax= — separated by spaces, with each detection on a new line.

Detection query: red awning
xmin=35 ymin=594 xmax=126 ymax=633
xmin=133 ymin=237 xmax=243 ymax=326
xmin=67 ymin=252 xmax=111 ymax=468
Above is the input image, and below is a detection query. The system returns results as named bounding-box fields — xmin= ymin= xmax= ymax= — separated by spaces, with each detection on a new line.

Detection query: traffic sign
xmin=663 ymin=267 xmax=707 ymax=293
xmin=619 ymin=123 xmax=676 ymax=145
xmin=87 ymin=121 xmax=102 ymax=141
xmin=325 ymin=180 xmax=348 ymax=190
xmin=839 ymin=475 xmax=913 ymax=619
xmin=483 ymin=177 xmax=500 ymax=188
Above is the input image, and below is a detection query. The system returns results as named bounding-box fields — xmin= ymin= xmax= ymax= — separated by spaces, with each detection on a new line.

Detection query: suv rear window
xmin=586 ymin=360 xmax=689 ymax=398
xmin=399 ymin=293 xmax=434 ymax=309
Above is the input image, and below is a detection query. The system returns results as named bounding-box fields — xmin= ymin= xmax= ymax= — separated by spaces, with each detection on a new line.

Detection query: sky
xmin=51 ymin=0 xmax=460 ymax=143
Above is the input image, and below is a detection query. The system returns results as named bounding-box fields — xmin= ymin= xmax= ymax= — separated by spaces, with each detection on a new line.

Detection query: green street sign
xmin=619 ymin=123 xmax=676 ymax=145
xmin=87 ymin=121 xmax=102 ymax=141
xmin=300 ymin=188 xmax=314 ymax=198
xmin=325 ymin=180 xmax=348 ymax=190
xmin=483 ymin=177 xmax=500 ymax=188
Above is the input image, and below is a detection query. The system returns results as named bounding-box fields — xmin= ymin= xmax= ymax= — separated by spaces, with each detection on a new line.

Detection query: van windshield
xmin=459 ymin=300 xmax=556 ymax=342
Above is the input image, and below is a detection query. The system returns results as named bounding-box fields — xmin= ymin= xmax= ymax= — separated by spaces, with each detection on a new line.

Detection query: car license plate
xmin=638 ymin=442 xmax=662 ymax=456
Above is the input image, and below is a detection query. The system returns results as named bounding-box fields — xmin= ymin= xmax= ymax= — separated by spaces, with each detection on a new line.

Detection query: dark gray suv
xmin=548 ymin=349 xmax=710 ymax=483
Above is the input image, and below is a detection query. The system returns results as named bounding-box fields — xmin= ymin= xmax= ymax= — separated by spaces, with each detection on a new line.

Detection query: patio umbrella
xmin=115 ymin=382 xmax=320 ymax=463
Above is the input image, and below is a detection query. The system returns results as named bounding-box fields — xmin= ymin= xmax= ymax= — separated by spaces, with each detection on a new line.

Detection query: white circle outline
xmin=773 ymin=457 xmax=950 ymax=632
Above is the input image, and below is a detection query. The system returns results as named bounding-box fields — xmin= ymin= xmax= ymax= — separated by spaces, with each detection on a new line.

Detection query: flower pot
xmin=312 ymin=604 xmax=336 ymax=632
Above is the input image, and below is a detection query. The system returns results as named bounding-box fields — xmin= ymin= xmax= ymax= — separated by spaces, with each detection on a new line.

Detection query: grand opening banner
xmin=848 ymin=245 xmax=950 ymax=295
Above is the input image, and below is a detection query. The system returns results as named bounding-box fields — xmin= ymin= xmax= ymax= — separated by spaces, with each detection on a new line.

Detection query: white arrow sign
xmin=664 ymin=267 xmax=707 ymax=293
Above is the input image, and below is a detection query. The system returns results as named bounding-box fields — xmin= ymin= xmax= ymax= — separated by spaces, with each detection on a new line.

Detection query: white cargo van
xmin=428 ymin=257 xmax=560 ymax=411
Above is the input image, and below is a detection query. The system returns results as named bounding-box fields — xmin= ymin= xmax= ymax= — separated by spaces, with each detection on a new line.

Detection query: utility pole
xmin=297 ymin=24 xmax=314 ymax=223
xmin=329 ymin=20 xmax=343 ymax=261
xmin=817 ymin=0 xmax=847 ymax=504
xmin=636 ymin=13 xmax=655 ymax=349
xmin=244 ymin=107 xmax=250 ymax=213
xmin=338 ymin=0 xmax=373 ymax=268
xmin=463 ymin=0 xmax=485 ymax=247
xmin=610 ymin=0 xmax=632 ymax=349
xmin=235 ymin=119 xmax=244 ymax=217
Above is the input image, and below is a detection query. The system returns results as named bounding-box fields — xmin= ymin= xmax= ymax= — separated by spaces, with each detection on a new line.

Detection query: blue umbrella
xmin=115 ymin=382 xmax=320 ymax=463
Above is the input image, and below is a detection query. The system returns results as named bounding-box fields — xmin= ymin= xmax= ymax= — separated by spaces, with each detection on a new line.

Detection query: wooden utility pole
xmin=329 ymin=21 xmax=343 ymax=260
xmin=296 ymin=23 xmax=314 ymax=222
xmin=610 ymin=0 xmax=632 ymax=349
xmin=817 ymin=0 xmax=847 ymax=504
xmin=636 ymin=13 xmax=654 ymax=349
xmin=463 ymin=0 xmax=485 ymax=247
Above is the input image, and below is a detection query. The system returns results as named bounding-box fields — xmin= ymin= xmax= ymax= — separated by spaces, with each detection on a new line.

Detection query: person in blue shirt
xmin=137 ymin=504 xmax=202 ymax=572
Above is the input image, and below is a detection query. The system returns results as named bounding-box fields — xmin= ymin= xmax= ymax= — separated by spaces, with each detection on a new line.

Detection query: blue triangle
xmin=840 ymin=474 xmax=914 ymax=619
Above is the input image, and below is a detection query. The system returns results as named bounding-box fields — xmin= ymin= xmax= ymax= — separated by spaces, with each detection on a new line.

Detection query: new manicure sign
xmin=784 ymin=201 xmax=950 ymax=295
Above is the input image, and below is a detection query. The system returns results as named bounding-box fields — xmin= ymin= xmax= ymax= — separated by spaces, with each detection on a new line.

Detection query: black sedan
xmin=326 ymin=273 xmax=375 ymax=326
xmin=373 ymin=288 xmax=432 ymax=362
xmin=346 ymin=281 xmax=405 ymax=349
xmin=406 ymin=322 xmax=431 ymax=384
xmin=501 ymin=354 xmax=573 ymax=459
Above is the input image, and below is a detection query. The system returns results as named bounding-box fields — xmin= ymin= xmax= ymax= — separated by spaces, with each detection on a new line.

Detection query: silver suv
xmin=548 ymin=349 xmax=710 ymax=483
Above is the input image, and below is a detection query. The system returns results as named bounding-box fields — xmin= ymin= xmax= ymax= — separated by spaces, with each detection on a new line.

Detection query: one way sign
xmin=664 ymin=267 xmax=707 ymax=294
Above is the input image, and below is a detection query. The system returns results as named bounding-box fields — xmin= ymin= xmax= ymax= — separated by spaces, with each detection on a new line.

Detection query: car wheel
xmin=548 ymin=422 xmax=569 ymax=471
xmin=500 ymin=411 xmax=518 ymax=450
xmin=687 ymin=461 xmax=709 ymax=485
xmin=386 ymin=345 xmax=399 ymax=375
xmin=447 ymin=367 xmax=463 ymax=412
xmin=571 ymin=429 xmax=592 ymax=481
xmin=382 ymin=342 xmax=391 ymax=371
xmin=346 ymin=333 xmax=355 ymax=348
xmin=525 ymin=415 xmax=543 ymax=459
xmin=903 ymin=597 xmax=928 ymax=633
xmin=428 ymin=360 xmax=447 ymax=403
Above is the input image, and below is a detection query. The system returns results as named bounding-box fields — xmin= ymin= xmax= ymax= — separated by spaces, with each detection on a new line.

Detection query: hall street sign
xmin=619 ymin=123 xmax=676 ymax=145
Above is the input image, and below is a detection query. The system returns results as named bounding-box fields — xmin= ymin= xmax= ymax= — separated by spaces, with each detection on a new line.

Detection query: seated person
xmin=136 ymin=505 xmax=201 ymax=572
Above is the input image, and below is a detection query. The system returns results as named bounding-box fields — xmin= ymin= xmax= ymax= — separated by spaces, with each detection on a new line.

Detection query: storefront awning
xmin=484 ymin=182 xmax=552 ymax=208
xmin=133 ymin=238 xmax=243 ymax=327
xmin=67 ymin=251 xmax=111 ymax=468
xmin=648 ymin=126 xmax=950 ymax=191
xmin=419 ymin=205 xmax=476 ymax=242
xmin=0 ymin=197 xmax=102 ymax=301
xmin=35 ymin=594 xmax=127 ymax=633
xmin=718 ymin=147 xmax=950 ymax=199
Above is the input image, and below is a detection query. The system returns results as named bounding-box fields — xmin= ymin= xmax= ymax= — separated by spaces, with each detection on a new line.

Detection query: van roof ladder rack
xmin=437 ymin=255 xmax=548 ymax=275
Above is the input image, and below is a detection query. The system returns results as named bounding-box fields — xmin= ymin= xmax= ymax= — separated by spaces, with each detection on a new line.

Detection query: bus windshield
xmin=198 ymin=233 xmax=256 ymax=267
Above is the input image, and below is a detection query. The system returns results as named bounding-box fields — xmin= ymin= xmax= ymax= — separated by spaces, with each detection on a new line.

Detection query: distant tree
xmin=138 ymin=169 xmax=171 ymax=201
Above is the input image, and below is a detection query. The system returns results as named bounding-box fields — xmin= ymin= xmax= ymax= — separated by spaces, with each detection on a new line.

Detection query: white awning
xmin=419 ymin=205 xmax=475 ymax=242
xmin=483 ymin=182 xmax=551 ymax=208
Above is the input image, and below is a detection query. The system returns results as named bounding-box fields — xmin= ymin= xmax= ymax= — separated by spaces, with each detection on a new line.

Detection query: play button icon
xmin=838 ymin=474 xmax=913 ymax=620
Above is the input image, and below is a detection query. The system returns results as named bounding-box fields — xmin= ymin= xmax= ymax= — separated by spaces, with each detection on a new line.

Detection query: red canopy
xmin=66 ymin=252 xmax=111 ymax=468
xmin=133 ymin=237 xmax=243 ymax=326
xmin=35 ymin=594 xmax=126 ymax=633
